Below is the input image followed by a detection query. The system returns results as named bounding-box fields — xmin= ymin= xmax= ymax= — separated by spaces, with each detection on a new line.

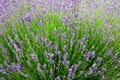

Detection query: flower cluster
xmin=0 ymin=0 xmax=120 ymax=80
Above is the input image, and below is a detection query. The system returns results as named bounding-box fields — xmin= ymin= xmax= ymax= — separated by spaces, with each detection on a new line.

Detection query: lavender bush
xmin=0 ymin=0 xmax=120 ymax=80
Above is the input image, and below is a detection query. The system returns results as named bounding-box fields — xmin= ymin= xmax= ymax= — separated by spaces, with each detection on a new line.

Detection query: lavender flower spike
xmin=56 ymin=76 xmax=61 ymax=80
xmin=30 ymin=54 xmax=38 ymax=61
xmin=97 ymin=57 xmax=102 ymax=64
xmin=24 ymin=13 xmax=31 ymax=21
xmin=106 ymin=47 xmax=113 ymax=55
xmin=63 ymin=45 xmax=67 ymax=51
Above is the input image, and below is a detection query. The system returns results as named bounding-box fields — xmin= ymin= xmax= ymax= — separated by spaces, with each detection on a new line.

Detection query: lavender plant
xmin=0 ymin=0 xmax=120 ymax=80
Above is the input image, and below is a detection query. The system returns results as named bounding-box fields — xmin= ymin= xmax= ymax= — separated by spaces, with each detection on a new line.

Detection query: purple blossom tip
xmin=24 ymin=13 xmax=31 ymax=21
xmin=30 ymin=54 xmax=38 ymax=61
xmin=63 ymin=45 xmax=67 ymax=51
xmin=97 ymin=57 xmax=102 ymax=64
xmin=56 ymin=76 xmax=61 ymax=80
xmin=117 ymin=60 xmax=120 ymax=66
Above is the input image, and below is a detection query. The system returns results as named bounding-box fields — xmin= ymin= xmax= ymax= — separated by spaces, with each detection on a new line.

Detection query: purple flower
xmin=66 ymin=61 xmax=70 ymax=68
xmin=109 ymin=35 xmax=114 ymax=41
xmin=117 ymin=60 xmax=120 ymax=66
xmin=31 ymin=32 xmax=34 ymax=38
xmin=90 ymin=51 xmax=95 ymax=58
xmin=106 ymin=47 xmax=113 ymax=55
xmin=39 ymin=20 xmax=44 ymax=27
xmin=35 ymin=35 xmax=40 ymax=42
xmin=0 ymin=5 xmax=3 ymax=13
xmin=68 ymin=68 xmax=73 ymax=75
xmin=50 ymin=54 xmax=54 ymax=63
xmin=78 ymin=61 xmax=81 ymax=65
xmin=29 ymin=54 xmax=38 ymax=61
xmin=4 ymin=58 xmax=10 ymax=66
xmin=41 ymin=8 xmax=46 ymax=14
xmin=83 ymin=54 xmax=88 ymax=59
xmin=24 ymin=74 xmax=30 ymax=78
xmin=0 ymin=69 xmax=6 ymax=74
xmin=101 ymin=75 xmax=105 ymax=80
xmin=97 ymin=57 xmax=102 ymax=64
xmin=27 ymin=60 xmax=31 ymax=66
xmin=74 ymin=64 xmax=79 ymax=70
xmin=63 ymin=53 xmax=68 ymax=61
xmin=53 ymin=28 xmax=59 ymax=36
xmin=74 ymin=21 xmax=77 ymax=25
xmin=97 ymin=70 xmax=101 ymax=75
xmin=16 ymin=63 xmax=22 ymax=70
xmin=63 ymin=45 xmax=67 ymax=51
xmin=71 ymin=65 xmax=75 ymax=70
xmin=28 ymin=28 xmax=32 ymax=31
xmin=112 ymin=56 xmax=117 ymax=60
xmin=69 ymin=3 xmax=73 ymax=8
xmin=82 ymin=45 xmax=86 ymax=51
xmin=71 ymin=73 xmax=75 ymax=79
xmin=37 ymin=63 xmax=41 ymax=71
xmin=113 ymin=0 xmax=117 ymax=5
xmin=57 ymin=51 xmax=62 ymax=58
xmin=67 ymin=19 xmax=72 ymax=27
xmin=0 ymin=64 xmax=3 ymax=69
xmin=87 ymin=51 xmax=95 ymax=58
xmin=83 ymin=34 xmax=89 ymax=40
xmin=25 ymin=34 xmax=28 ymax=41
xmin=43 ymin=38 xmax=48 ymax=44
xmin=72 ymin=12 xmax=78 ymax=18
xmin=18 ymin=48 xmax=23 ymax=54
xmin=56 ymin=76 xmax=61 ymax=80
xmin=102 ymin=66 xmax=107 ymax=72
xmin=12 ymin=0 xmax=17 ymax=3
xmin=2 ymin=48 xmax=8 ymax=56
xmin=56 ymin=67 xmax=59 ymax=70
xmin=80 ymin=70 xmax=83 ymax=74
xmin=80 ymin=16 xmax=82 ymax=21
xmin=55 ymin=42 xmax=59 ymax=51
xmin=2 ymin=0 xmax=9 ymax=4
xmin=50 ymin=54 xmax=54 ymax=58
xmin=50 ymin=68 xmax=52 ymax=74
xmin=88 ymin=68 xmax=93 ymax=75
xmin=45 ymin=51 xmax=49 ymax=58
xmin=62 ymin=32 xmax=66 ymax=40
xmin=49 ymin=41 xmax=53 ymax=48
xmin=76 ymin=27 xmax=80 ymax=31
xmin=104 ymin=16 xmax=108 ymax=23
xmin=24 ymin=13 xmax=31 ymax=21
xmin=43 ymin=64 xmax=47 ymax=69
xmin=68 ymin=78 xmax=72 ymax=80
xmin=74 ymin=61 xmax=81 ymax=70
xmin=11 ymin=62 xmax=17 ymax=71
xmin=18 ymin=69 xmax=30 ymax=78
xmin=0 ymin=77 xmax=5 ymax=80
xmin=12 ymin=0 xmax=17 ymax=6
xmin=0 ymin=43 xmax=3 ymax=48
xmin=63 ymin=16 xmax=69 ymax=23
xmin=92 ymin=63 xmax=97 ymax=70
xmin=0 ymin=17 xmax=5 ymax=23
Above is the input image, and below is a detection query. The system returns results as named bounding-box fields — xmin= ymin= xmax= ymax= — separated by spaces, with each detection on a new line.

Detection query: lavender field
xmin=0 ymin=0 xmax=120 ymax=80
